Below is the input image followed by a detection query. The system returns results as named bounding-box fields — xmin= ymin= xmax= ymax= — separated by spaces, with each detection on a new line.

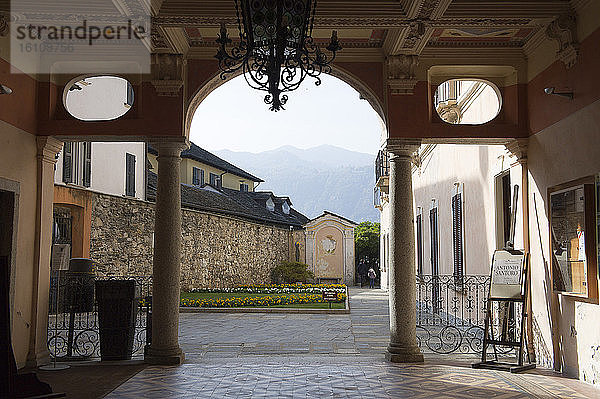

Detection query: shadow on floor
xmin=34 ymin=362 xmax=146 ymax=399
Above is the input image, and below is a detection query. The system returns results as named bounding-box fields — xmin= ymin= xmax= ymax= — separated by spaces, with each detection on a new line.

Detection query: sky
xmin=190 ymin=74 xmax=385 ymax=155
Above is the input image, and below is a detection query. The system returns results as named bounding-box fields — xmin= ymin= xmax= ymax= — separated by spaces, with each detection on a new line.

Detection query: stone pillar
xmin=27 ymin=137 xmax=63 ymax=367
xmin=385 ymin=138 xmax=424 ymax=363
xmin=145 ymin=141 xmax=188 ymax=366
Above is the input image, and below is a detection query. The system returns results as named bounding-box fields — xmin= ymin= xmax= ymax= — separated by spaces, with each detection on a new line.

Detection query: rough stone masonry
xmin=90 ymin=192 xmax=295 ymax=290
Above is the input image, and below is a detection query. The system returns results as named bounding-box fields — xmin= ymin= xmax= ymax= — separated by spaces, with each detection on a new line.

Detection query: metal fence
xmin=47 ymin=275 xmax=151 ymax=360
xmin=415 ymin=274 xmax=519 ymax=355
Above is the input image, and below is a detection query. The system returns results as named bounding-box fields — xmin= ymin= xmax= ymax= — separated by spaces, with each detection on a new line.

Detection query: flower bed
xmin=180 ymin=284 xmax=347 ymax=308
xmin=187 ymin=283 xmax=346 ymax=295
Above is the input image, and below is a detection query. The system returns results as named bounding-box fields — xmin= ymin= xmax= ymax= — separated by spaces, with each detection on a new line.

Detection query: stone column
xmin=146 ymin=141 xmax=188 ymax=366
xmin=385 ymin=138 xmax=424 ymax=363
xmin=27 ymin=137 xmax=63 ymax=367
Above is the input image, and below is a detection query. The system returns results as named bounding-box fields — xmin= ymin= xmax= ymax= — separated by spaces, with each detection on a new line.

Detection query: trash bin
xmin=95 ymin=280 xmax=139 ymax=361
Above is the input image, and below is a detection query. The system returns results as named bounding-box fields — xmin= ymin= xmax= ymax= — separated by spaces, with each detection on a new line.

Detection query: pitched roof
xmin=308 ymin=210 xmax=358 ymax=226
xmin=147 ymin=172 xmax=308 ymax=228
xmin=148 ymin=142 xmax=263 ymax=183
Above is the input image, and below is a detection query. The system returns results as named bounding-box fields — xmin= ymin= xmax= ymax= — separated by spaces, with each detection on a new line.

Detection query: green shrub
xmin=271 ymin=261 xmax=314 ymax=284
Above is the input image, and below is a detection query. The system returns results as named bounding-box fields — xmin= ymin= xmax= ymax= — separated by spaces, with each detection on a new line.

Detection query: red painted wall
xmin=527 ymin=27 xmax=600 ymax=136
xmin=0 ymin=58 xmax=38 ymax=135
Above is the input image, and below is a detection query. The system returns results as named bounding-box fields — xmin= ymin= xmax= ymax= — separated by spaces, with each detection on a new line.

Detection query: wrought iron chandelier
xmin=215 ymin=0 xmax=342 ymax=111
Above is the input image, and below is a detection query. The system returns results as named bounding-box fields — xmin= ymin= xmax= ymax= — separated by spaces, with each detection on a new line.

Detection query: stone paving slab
xmin=104 ymin=288 xmax=598 ymax=398
xmin=106 ymin=356 xmax=595 ymax=398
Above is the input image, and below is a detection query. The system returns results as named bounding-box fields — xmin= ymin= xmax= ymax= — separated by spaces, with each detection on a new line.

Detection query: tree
xmin=354 ymin=221 xmax=380 ymax=268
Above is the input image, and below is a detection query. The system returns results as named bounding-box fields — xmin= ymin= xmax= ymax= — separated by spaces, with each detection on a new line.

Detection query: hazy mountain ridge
xmin=215 ymin=145 xmax=378 ymax=222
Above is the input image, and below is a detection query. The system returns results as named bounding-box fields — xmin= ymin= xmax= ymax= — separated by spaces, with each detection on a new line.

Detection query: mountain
xmin=215 ymin=145 xmax=379 ymax=222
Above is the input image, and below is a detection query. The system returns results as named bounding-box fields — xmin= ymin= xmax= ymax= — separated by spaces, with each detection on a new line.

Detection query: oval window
xmin=64 ymin=76 xmax=134 ymax=121
xmin=434 ymin=79 xmax=501 ymax=125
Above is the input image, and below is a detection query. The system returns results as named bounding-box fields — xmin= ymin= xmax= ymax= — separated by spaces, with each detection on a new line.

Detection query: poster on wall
xmin=490 ymin=250 xmax=526 ymax=299
xmin=51 ymin=244 xmax=70 ymax=271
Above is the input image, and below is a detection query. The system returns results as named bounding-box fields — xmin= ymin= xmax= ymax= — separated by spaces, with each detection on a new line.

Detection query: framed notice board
xmin=549 ymin=176 xmax=599 ymax=302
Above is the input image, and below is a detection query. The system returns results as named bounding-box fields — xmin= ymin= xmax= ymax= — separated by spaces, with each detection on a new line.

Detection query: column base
xmin=386 ymin=343 xmax=424 ymax=363
xmin=145 ymin=345 xmax=185 ymax=366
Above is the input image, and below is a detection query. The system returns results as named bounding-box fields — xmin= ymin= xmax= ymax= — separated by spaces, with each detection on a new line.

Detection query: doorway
xmin=495 ymin=170 xmax=512 ymax=249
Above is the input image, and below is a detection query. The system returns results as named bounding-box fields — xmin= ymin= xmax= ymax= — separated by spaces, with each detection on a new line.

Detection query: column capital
xmin=36 ymin=137 xmax=63 ymax=164
xmin=505 ymin=138 xmax=528 ymax=164
xmin=152 ymin=140 xmax=190 ymax=158
xmin=385 ymin=138 xmax=421 ymax=160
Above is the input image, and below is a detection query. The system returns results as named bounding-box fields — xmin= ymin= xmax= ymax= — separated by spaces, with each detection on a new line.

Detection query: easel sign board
xmin=490 ymin=250 xmax=526 ymax=299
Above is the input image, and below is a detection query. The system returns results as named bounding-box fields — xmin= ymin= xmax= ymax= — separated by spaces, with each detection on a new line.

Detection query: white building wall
xmin=527 ymin=99 xmax=600 ymax=385
xmin=412 ymin=144 xmax=522 ymax=276
xmin=55 ymin=142 xmax=146 ymax=200
xmin=379 ymin=200 xmax=391 ymax=290
xmin=377 ymin=144 xmax=526 ymax=289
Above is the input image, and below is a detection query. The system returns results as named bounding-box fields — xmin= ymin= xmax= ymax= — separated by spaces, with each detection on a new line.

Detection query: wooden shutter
xmin=429 ymin=207 xmax=439 ymax=276
xmin=416 ymin=214 xmax=423 ymax=276
xmin=82 ymin=142 xmax=92 ymax=187
xmin=126 ymin=153 xmax=136 ymax=197
xmin=192 ymin=168 xmax=200 ymax=185
xmin=62 ymin=142 xmax=73 ymax=183
xmin=452 ymin=193 xmax=464 ymax=283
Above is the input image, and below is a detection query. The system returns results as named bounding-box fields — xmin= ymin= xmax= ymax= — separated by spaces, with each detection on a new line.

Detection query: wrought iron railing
xmin=47 ymin=274 xmax=151 ymax=360
xmin=416 ymin=274 xmax=505 ymax=355
xmin=375 ymin=150 xmax=389 ymax=183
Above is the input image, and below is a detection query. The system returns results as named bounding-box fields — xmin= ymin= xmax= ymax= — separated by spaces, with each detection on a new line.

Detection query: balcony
xmin=375 ymin=150 xmax=389 ymax=193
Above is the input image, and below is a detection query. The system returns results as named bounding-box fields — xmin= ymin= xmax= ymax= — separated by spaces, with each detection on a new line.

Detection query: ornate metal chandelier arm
xmin=215 ymin=23 xmax=250 ymax=78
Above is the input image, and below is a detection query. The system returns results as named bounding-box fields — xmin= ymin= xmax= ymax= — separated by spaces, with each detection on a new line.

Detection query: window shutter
xmin=452 ymin=193 xmax=464 ymax=283
xmin=62 ymin=142 xmax=73 ymax=183
xmin=192 ymin=168 xmax=200 ymax=185
xmin=200 ymin=169 xmax=204 ymax=186
xmin=416 ymin=214 xmax=423 ymax=276
xmin=126 ymin=153 xmax=136 ymax=197
xmin=82 ymin=142 xmax=92 ymax=187
xmin=430 ymin=207 xmax=439 ymax=276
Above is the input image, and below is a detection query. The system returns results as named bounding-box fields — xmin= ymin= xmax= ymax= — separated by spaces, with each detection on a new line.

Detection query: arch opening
xmin=64 ymin=76 xmax=134 ymax=121
xmin=434 ymin=79 xmax=502 ymax=125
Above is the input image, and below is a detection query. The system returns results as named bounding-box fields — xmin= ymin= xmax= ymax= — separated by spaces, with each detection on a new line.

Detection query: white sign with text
xmin=490 ymin=250 xmax=526 ymax=299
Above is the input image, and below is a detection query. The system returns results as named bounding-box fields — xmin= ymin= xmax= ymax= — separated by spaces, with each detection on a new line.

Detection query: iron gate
xmin=47 ymin=275 xmax=151 ymax=360
xmin=415 ymin=274 xmax=519 ymax=355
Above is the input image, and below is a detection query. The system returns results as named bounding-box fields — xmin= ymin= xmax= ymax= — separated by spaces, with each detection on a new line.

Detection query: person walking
xmin=367 ymin=266 xmax=376 ymax=289
xmin=358 ymin=259 xmax=367 ymax=287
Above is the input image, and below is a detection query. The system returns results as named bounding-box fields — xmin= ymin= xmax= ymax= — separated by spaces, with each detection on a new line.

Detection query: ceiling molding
xmin=161 ymin=27 xmax=190 ymax=55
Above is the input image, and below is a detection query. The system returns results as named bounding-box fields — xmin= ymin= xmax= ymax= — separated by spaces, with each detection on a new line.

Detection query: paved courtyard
xmin=105 ymin=289 xmax=598 ymax=398
xmin=178 ymin=288 xmax=390 ymax=361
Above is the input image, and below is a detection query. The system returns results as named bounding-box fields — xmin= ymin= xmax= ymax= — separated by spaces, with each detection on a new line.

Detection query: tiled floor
xmin=104 ymin=289 xmax=598 ymax=398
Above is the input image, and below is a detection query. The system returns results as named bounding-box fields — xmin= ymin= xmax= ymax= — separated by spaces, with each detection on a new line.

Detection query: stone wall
xmin=89 ymin=192 xmax=295 ymax=290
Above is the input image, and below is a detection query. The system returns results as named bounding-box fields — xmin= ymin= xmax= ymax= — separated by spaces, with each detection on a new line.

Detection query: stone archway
xmin=184 ymin=64 xmax=389 ymax=141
